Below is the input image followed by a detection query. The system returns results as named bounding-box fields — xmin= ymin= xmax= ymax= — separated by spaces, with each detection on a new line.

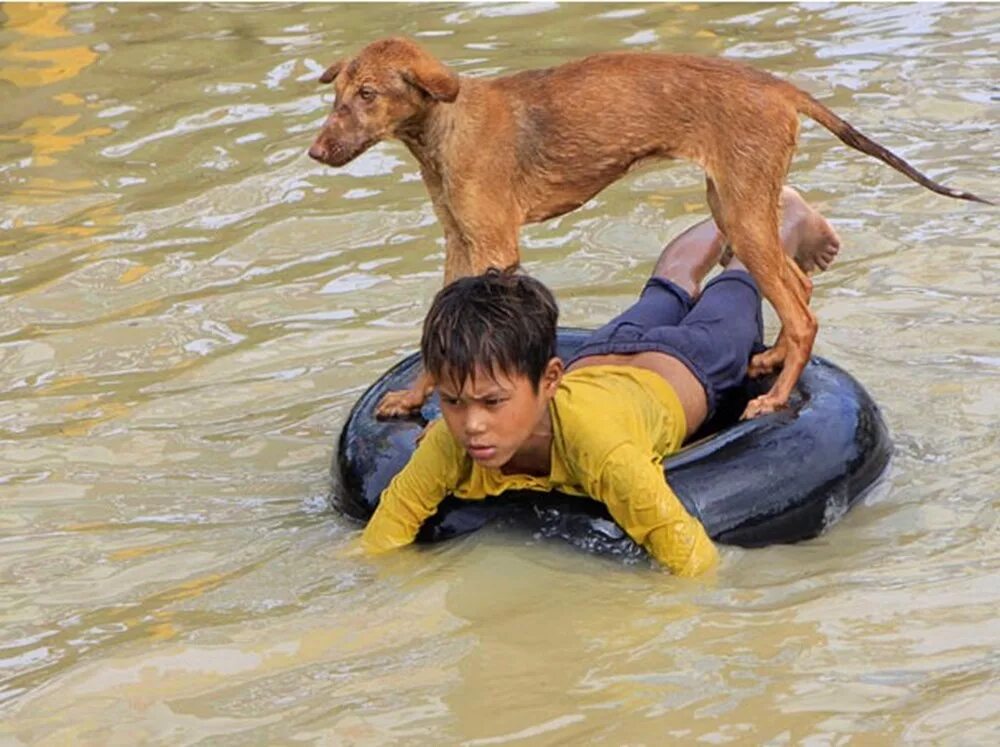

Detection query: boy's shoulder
xmin=553 ymin=366 xmax=659 ymax=451
xmin=422 ymin=418 xmax=465 ymax=454
xmin=417 ymin=418 xmax=470 ymax=472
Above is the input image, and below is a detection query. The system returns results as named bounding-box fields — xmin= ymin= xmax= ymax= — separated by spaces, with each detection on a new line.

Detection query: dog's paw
xmin=375 ymin=388 xmax=426 ymax=419
xmin=740 ymin=394 xmax=786 ymax=420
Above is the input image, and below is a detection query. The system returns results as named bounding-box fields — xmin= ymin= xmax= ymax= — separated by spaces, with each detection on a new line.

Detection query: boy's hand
xmin=333 ymin=535 xmax=366 ymax=561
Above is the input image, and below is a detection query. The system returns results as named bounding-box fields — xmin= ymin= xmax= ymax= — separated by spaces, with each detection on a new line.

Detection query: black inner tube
xmin=332 ymin=328 xmax=892 ymax=559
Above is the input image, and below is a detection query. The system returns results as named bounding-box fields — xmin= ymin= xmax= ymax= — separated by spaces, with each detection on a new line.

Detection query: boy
xmin=361 ymin=189 xmax=840 ymax=575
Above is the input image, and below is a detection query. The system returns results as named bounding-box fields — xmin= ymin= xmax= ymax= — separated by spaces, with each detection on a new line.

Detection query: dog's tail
xmin=792 ymin=88 xmax=994 ymax=205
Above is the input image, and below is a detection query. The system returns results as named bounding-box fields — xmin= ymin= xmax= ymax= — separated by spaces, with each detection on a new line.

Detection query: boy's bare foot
xmin=653 ymin=187 xmax=840 ymax=298
xmin=719 ymin=187 xmax=841 ymax=274
xmin=778 ymin=187 xmax=841 ymax=273
xmin=654 ymin=187 xmax=839 ymax=297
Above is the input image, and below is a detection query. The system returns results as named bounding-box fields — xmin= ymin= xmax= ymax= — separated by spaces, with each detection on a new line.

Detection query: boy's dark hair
xmin=421 ymin=268 xmax=559 ymax=392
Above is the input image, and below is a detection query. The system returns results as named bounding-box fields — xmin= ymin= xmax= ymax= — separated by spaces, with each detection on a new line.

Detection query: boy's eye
xmin=484 ymin=397 xmax=505 ymax=407
xmin=441 ymin=396 xmax=460 ymax=406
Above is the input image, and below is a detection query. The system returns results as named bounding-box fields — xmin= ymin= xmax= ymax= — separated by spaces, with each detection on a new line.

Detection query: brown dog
xmin=309 ymin=37 xmax=991 ymax=419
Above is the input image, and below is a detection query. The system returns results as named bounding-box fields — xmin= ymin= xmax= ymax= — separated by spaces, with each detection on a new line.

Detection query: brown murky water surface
xmin=1 ymin=3 xmax=997 ymax=744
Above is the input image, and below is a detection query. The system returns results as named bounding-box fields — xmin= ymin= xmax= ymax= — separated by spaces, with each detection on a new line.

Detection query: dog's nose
xmin=308 ymin=143 xmax=328 ymax=162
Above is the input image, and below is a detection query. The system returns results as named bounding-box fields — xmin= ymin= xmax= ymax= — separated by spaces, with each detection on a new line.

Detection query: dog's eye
xmin=358 ymin=86 xmax=377 ymax=102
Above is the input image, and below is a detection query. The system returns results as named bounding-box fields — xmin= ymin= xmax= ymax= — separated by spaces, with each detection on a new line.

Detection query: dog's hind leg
xmin=740 ymin=241 xmax=815 ymax=417
xmin=709 ymin=171 xmax=816 ymax=417
xmin=747 ymin=255 xmax=813 ymax=377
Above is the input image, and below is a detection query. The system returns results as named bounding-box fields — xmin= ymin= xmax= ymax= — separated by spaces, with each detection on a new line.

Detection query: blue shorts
xmin=567 ymin=270 xmax=764 ymax=416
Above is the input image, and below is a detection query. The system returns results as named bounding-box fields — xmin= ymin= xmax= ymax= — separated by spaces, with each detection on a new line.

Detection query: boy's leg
xmin=648 ymin=216 xmax=728 ymax=299
xmin=568 ymin=187 xmax=839 ymax=367
xmin=652 ymin=266 xmax=765 ymax=417
xmin=567 ymin=216 xmax=727 ymax=362
xmin=645 ymin=193 xmax=841 ymax=419
xmin=568 ymin=188 xmax=841 ymax=435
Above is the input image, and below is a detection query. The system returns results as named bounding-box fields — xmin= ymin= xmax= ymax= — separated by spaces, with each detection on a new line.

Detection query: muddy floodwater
xmin=1 ymin=3 xmax=997 ymax=744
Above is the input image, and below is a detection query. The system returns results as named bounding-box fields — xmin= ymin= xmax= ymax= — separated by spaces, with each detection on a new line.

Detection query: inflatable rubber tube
xmin=332 ymin=328 xmax=892 ymax=559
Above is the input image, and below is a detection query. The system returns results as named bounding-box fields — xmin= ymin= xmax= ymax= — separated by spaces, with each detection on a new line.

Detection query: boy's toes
xmin=796 ymin=215 xmax=841 ymax=274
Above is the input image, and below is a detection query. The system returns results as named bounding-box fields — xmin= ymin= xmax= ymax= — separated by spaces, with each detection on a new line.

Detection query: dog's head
xmin=308 ymin=37 xmax=460 ymax=167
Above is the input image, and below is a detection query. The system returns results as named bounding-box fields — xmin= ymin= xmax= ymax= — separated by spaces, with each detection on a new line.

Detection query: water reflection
xmin=0 ymin=2 xmax=997 ymax=743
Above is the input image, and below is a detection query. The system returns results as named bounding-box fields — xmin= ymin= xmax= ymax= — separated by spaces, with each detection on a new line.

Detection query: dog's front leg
xmin=450 ymin=196 xmax=522 ymax=277
xmin=373 ymin=231 xmax=486 ymax=419
xmin=374 ymin=204 xmax=521 ymax=419
xmin=442 ymin=232 xmax=478 ymax=284
xmin=375 ymin=370 xmax=436 ymax=419
xmin=372 ymin=208 xmax=469 ymax=419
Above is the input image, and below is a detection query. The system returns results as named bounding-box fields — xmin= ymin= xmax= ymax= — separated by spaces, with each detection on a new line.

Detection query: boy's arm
xmin=361 ymin=420 xmax=463 ymax=553
xmin=590 ymin=443 xmax=718 ymax=577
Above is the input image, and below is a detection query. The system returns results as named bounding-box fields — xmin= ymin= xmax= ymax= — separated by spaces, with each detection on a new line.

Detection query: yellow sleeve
xmin=360 ymin=420 xmax=465 ymax=554
xmin=588 ymin=443 xmax=718 ymax=577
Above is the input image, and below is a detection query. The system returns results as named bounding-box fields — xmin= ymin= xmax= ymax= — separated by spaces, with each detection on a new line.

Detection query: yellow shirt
xmin=361 ymin=365 xmax=718 ymax=576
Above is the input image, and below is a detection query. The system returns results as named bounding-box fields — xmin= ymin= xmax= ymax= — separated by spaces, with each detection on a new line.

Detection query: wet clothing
xmin=567 ymin=270 xmax=764 ymax=417
xmin=361 ymin=365 xmax=718 ymax=577
xmin=362 ymin=268 xmax=766 ymax=575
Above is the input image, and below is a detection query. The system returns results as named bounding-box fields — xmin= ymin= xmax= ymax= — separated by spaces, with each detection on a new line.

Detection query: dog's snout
xmin=308 ymin=142 xmax=328 ymax=162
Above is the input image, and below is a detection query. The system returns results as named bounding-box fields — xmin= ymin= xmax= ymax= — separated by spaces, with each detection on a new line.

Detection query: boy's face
xmin=436 ymin=360 xmax=562 ymax=470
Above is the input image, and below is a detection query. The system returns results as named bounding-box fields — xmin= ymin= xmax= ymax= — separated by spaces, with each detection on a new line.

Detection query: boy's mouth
xmin=467 ymin=445 xmax=497 ymax=461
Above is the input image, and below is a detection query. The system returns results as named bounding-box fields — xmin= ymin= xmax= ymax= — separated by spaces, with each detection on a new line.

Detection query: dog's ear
xmin=319 ymin=60 xmax=345 ymax=85
xmin=402 ymin=54 xmax=459 ymax=103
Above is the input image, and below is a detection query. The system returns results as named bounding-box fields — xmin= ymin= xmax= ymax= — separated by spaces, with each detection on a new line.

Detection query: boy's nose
xmin=464 ymin=414 xmax=487 ymax=436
